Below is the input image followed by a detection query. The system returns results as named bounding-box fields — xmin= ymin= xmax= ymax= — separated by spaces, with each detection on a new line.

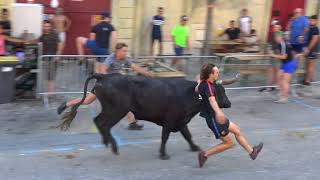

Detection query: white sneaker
xmin=274 ymin=97 xmax=288 ymax=104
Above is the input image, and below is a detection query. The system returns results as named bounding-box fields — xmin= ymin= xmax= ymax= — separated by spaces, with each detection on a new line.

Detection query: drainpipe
xmin=202 ymin=0 xmax=215 ymax=55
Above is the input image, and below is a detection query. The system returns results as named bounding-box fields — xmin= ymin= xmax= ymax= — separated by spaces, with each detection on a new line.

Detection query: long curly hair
xmin=200 ymin=63 xmax=216 ymax=81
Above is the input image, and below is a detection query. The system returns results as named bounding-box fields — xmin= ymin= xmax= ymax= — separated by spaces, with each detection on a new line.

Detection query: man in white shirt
xmin=239 ymin=9 xmax=252 ymax=36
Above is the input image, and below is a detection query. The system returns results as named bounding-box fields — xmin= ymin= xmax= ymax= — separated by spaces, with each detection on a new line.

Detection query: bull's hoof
xmin=159 ymin=154 xmax=170 ymax=160
xmin=190 ymin=144 xmax=201 ymax=152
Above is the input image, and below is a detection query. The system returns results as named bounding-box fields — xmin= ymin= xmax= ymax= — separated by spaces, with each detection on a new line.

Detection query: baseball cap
xmin=181 ymin=15 xmax=188 ymax=21
xmin=101 ymin=12 xmax=112 ymax=18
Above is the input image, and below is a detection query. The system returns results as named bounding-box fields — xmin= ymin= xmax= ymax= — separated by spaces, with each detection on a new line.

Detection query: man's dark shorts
xmin=291 ymin=44 xmax=304 ymax=53
xmin=86 ymin=40 xmax=109 ymax=55
xmin=174 ymin=46 xmax=184 ymax=56
xmin=205 ymin=116 xmax=230 ymax=139
xmin=152 ymin=35 xmax=162 ymax=43
xmin=307 ymin=50 xmax=318 ymax=59
xmin=44 ymin=57 xmax=57 ymax=81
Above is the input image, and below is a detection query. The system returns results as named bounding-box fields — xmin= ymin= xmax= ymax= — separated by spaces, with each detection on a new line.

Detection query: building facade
xmin=1 ymin=0 xmax=319 ymax=55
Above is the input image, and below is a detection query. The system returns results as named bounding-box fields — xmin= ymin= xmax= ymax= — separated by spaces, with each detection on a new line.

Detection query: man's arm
xmin=209 ymin=96 xmax=226 ymax=124
xmin=271 ymin=53 xmax=288 ymax=60
xmin=4 ymin=35 xmax=25 ymax=43
xmin=131 ymin=63 xmax=154 ymax=77
xmin=111 ymin=31 xmax=117 ymax=51
xmin=186 ymin=36 xmax=190 ymax=49
xmin=221 ymin=73 xmax=241 ymax=85
xmin=65 ymin=16 xmax=72 ymax=31
xmin=307 ymin=34 xmax=319 ymax=50
xmin=101 ymin=64 xmax=109 ymax=74
xmin=218 ymin=30 xmax=226 ymax=37
xmin=89 ymin=33 xmax=96 ymax=41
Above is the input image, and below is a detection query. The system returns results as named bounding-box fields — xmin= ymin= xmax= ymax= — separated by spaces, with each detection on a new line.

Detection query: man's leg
xmin=172 ymin=47 xmax=183 ymax=71
xmin=228 ymin=121 xmax=253 ymax=154
xmin=59 ymin=32 xmax=66 ymax=55
xmin=282 ymin=73 xmax=292 ymax=98
xmin=159 ymin=41 xmax=163 ymax=55
xmin=198 ymin=134 xmax=234 ymax=167
xmin=76 ymin=37 xmax=88 ymax=55
xmin=305 ymin=59 xmax=316 ymax=84
xmin=150 ymin=38 xmax=155 ymax=55
xmin=48 ymin=80 xmax=54 ymax=93
xmin=205 ymin=135 xmax=234 ymax=157
xmin=127 ymin=112 xmax=143 ymax=130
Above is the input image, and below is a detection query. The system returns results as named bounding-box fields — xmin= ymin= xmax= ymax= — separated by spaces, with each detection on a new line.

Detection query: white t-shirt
xmin=240 ymin=16 xmax=252 ymax=35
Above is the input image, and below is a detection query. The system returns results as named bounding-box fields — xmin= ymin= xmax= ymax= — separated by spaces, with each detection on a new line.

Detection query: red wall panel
xmin=16 ymin=0 xmax=111 ymax=54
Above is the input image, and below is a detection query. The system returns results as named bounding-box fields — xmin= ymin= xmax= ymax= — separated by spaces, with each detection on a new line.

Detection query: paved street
xmin=0 ymin=85 xmax=320 ymax=180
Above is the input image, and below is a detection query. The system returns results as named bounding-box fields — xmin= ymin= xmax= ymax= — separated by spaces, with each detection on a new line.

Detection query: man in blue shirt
xmin=289 ymin=8 xmax=309 ymax=54
xmin=150 ymin=7 xmax=165 ymax=55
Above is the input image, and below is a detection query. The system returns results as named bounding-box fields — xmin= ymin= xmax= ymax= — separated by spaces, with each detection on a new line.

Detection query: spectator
xmin=239 ymin=9 xmax=252 ymax=36
xmin=52 ymin=8 xmax=71 ymax=54
xmin=0 ymin=9 xmax=11 ymax=36
xmin=0 ymin=24 xmax=26 ymax=56
xmin=288 ymin=8 xmax=309 ymax=54
xmin=38 ymin=20 xmax=63 ymax=92
xmin=260 ymin=23 xmax=282 ymax=92
xmin=303 ymin=15 xmax=319 ymax=85
xmin=171 ymin=15 xmax=190 ymax=70
xmin=219 ymin=20 xmax=241 ymax=40
xmin=20 ymin=30 xmax=36 ymax=41
xmin=76 ymin=12 xmax=117 ymax=73
xmin=150 ymin=7 xmax=165 ymax=55
xmin=243 ymin=29 xmax=259 ymax=53
xmin=271 ymin=32 xmax=297 ymax=103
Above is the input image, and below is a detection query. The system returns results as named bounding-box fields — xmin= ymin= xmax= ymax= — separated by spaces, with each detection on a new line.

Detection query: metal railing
xmin=35 ymin=53 xmax=319 ymax=107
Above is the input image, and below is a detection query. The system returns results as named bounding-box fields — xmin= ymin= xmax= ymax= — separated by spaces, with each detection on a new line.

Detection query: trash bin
xmin=0 ymin=56 xmax=19 ymax=103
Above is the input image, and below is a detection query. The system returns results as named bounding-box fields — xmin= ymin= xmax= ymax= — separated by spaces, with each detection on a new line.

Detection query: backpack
xmin=207 ymin=81 xmax=231 ymax=108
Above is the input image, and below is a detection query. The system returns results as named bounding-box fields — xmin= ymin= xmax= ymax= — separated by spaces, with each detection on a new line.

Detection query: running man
xmin=52 ymin=8 xmax=71 ymax=54
xmin=150 ymin=7 xmax=165 ymax=55
xmin=195 ymin=63 xmax=263 ymax=168
xmin=303 ymin=15 xmax=319 ymax=85
xmin=58 ymin=43 xmax=154 ymax=130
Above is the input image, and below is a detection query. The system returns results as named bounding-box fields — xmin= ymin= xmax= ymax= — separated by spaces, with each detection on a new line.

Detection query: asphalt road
xmin=0 ymin=84 xmax=320 ymax=180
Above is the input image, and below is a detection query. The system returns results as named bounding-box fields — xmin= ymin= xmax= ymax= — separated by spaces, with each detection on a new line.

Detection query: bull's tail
xmin=58 ymin=74 xmax=103 ymax=131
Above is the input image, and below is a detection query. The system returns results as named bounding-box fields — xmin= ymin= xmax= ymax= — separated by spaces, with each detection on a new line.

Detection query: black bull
xmin=59 ymin=73 xmax=202 ymax=159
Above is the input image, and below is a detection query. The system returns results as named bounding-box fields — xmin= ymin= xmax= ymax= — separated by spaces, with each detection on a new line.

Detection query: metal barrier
xmin=37 ymin=55 xmax=108 ymax=107
xmin=36 ymin=53 xmax=319 ymax=107
xmin=37 ymin=55 xmax=222 ymax=106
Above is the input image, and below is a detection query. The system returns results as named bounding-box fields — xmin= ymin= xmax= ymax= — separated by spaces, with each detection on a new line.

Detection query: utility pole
xmin=202 ymin=0 xmax=215 ymax=55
